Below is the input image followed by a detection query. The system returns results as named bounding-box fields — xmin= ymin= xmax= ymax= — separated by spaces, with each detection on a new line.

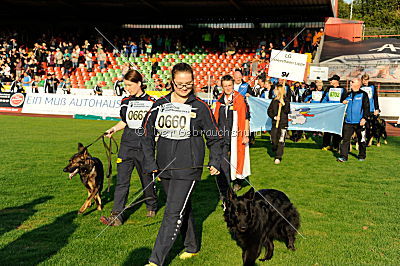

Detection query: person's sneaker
xmin=358 ymin=158 xmax=365 ymax=161
xmin=321 ymin=146 xmax=331 ymax=151
xmin=100 ymin=212 xmax=123 ymax=226
xmin=144 ymin=262 xmax=158 ymax=266
xmin=146 ymin=210 xmax=156 ymax=218
xmin=179 ymin=252 xmax=199 ymax=260
xmin=274 ymin=159 xmax=281 ymax=165
xmin=337 ymin=157 xmax=347 ymax=163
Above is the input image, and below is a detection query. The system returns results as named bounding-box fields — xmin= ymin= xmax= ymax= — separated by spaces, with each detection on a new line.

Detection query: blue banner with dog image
xmin=248 ymin=97 xmax=347 ymax=135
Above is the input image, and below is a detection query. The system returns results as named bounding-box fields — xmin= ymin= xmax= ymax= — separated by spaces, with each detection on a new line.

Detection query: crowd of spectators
xmin=0 ymin=28 xmax=324 ymax=93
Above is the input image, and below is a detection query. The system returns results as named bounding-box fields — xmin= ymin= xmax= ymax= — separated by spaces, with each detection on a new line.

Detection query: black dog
xmin=223 ymin=187 xmax=300 ymax=265
xmin=63 ymin=143 xmax=104 ymax=214
xmin=368 ymin=116 xmax=388 ymax=147
xmin=289 ymin=130 xmax=305 ymax=142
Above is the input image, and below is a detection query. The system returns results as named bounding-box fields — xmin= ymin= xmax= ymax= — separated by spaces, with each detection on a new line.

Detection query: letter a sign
xmin=268 ymin=49 xmax=308 ymax=82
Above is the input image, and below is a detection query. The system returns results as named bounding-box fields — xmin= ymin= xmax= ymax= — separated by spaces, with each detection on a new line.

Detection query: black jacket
xmin=120 ymin=93 xmax=155 ymax=149
xmin=142 ymin=93 xmax=223 ymax=180
xmin=10 ymin=80 xmax=21 ymax=93
xmin=292 ymin=85 xmax=302 ymax=102
xmin=64 ymin=59 xmax=72 ymax=69
xmin=216 ymin=94 xmax=251 ymax=142
xmin=44 ymin=78 xmax=58 ymax=93
xmin=267 ymin=96 xmax=291 ymax=128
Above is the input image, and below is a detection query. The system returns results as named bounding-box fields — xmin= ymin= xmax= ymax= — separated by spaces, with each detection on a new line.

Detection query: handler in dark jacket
xmin=268 ymin=84 xmax=291 ymax=164
xmin=321 ymin=75 xmax=347 ymax=151
xmin=101 ymin=70 xmax=158 ymax=226
xmin=337 ymin=78 xmax=370 ymax=162
xmin=142 ymin=63 xmax=222 ymax=266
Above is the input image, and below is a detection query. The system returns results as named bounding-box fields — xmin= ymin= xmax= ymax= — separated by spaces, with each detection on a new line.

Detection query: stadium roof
xmin=1 ymin=0 xmax=336 ymax=25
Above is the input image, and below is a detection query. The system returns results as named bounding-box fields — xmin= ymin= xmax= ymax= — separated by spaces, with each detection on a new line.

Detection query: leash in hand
xmin=85 ymin=132 xmax=119 ymax=193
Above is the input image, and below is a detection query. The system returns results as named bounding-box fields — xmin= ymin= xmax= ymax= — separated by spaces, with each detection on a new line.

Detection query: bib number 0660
xmin=157 ymin=115 xmax=187 ymax=129
xmin=128 ymin=110 xmax=146 ymax=121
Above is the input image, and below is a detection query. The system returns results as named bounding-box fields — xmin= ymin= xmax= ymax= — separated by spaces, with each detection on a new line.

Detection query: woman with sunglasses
xmin=142 ymin=63 xmax=222 ymax=266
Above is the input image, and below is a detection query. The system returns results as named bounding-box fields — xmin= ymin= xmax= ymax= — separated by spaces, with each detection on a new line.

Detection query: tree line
xmin=338 ymin=0 xmax=400 ymax=35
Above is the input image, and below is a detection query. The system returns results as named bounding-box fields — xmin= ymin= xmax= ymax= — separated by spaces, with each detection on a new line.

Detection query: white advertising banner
xmin=268 ymin=49 xmax=308 ymax=82
xmin=309 ymin=66 xmax=329 ymax=81
xmin=22 ymin=93 xmax=122 ymax=117
xmin=379 ymin=97 xmax=400 ymax=118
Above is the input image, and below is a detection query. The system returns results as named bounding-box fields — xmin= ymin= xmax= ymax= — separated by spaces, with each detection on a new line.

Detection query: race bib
xmin=126 ymin=101 xmax=153 ymax=129
xmin=155 ymin=103 xmax=191 ymax=140
xmin=312 ymin=91 xmax=323 ymax=102
xmin=361 ymin=86 xmax=373 ymax=99
xmin=328 ymin=87 xmax=342 ymax=102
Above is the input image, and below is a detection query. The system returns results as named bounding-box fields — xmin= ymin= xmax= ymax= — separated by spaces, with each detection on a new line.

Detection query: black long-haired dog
xmin=223 ymin=187 xmax=300 ymax=265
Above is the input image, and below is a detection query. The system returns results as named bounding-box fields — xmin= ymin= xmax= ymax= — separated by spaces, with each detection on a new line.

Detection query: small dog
xmin=63 ymin=143 xmax=104 ymax=214
xmin=223 ymin=187 xmax=300 ymax=266
xmin=368 ymin=116 xmax=388 ymax=147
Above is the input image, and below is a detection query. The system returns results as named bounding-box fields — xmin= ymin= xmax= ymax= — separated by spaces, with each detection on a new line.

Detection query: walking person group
xmin=98 ymin=62 xmax=378 ymax=266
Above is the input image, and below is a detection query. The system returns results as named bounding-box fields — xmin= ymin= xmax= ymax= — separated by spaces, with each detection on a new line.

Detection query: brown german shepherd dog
xmin=63 ymin=143 xmax=104 ymax=214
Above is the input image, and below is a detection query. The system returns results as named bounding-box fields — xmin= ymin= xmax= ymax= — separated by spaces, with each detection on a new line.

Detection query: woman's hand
xmin=242 ymin=135 xmax=249 ymax=144
xmin=343 ymin=100 xmax=348 ymax=104
xmin=208 ymin=166 xmax=220 ymax=176
xmin=105 ymin=127 xmax=116 ymax=138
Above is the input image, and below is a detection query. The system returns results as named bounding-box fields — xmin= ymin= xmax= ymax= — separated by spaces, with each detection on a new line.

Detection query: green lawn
xmin=0 ymin=115 xmax=399 ymax=265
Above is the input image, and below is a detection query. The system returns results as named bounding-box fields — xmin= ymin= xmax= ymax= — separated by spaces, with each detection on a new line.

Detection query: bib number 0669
xmin=157 ymin=115 xmax=187 ymax=129
xmin=128 ymin=110 xmax=146 ymax=121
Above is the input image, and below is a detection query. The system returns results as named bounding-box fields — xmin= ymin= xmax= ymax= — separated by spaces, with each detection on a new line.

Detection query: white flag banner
xmin=309 ymin=66 xmax=329 ymax=81
xmin=268 ymin=49 xmax=308 ymax=82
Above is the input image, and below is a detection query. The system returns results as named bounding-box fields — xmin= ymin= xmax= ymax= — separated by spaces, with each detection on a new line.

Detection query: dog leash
xmin=85 ymin=133 xmax=119 ymax=193
xmin=126 ymin=196 xmax=153 ymax=209
xmin=85 ymin=133 xmax=107 ymax=149
xmin=102 ymin=135 xmax=119 ymax=193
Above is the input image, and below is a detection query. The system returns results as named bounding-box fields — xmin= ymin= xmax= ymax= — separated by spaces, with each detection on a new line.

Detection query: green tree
xmin=338 ymin=0 xmax=350 ymax=19
xmin=338 ymin=0 xmax=400 ymax=34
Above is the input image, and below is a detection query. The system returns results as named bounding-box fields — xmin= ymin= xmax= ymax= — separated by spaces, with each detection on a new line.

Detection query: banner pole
xmin=275 ymin=79 xmax=285 ymax=128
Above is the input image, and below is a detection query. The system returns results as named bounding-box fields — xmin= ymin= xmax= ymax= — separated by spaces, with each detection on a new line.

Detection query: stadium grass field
xmin=1 ymin=115 xmax=399 ymax=265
